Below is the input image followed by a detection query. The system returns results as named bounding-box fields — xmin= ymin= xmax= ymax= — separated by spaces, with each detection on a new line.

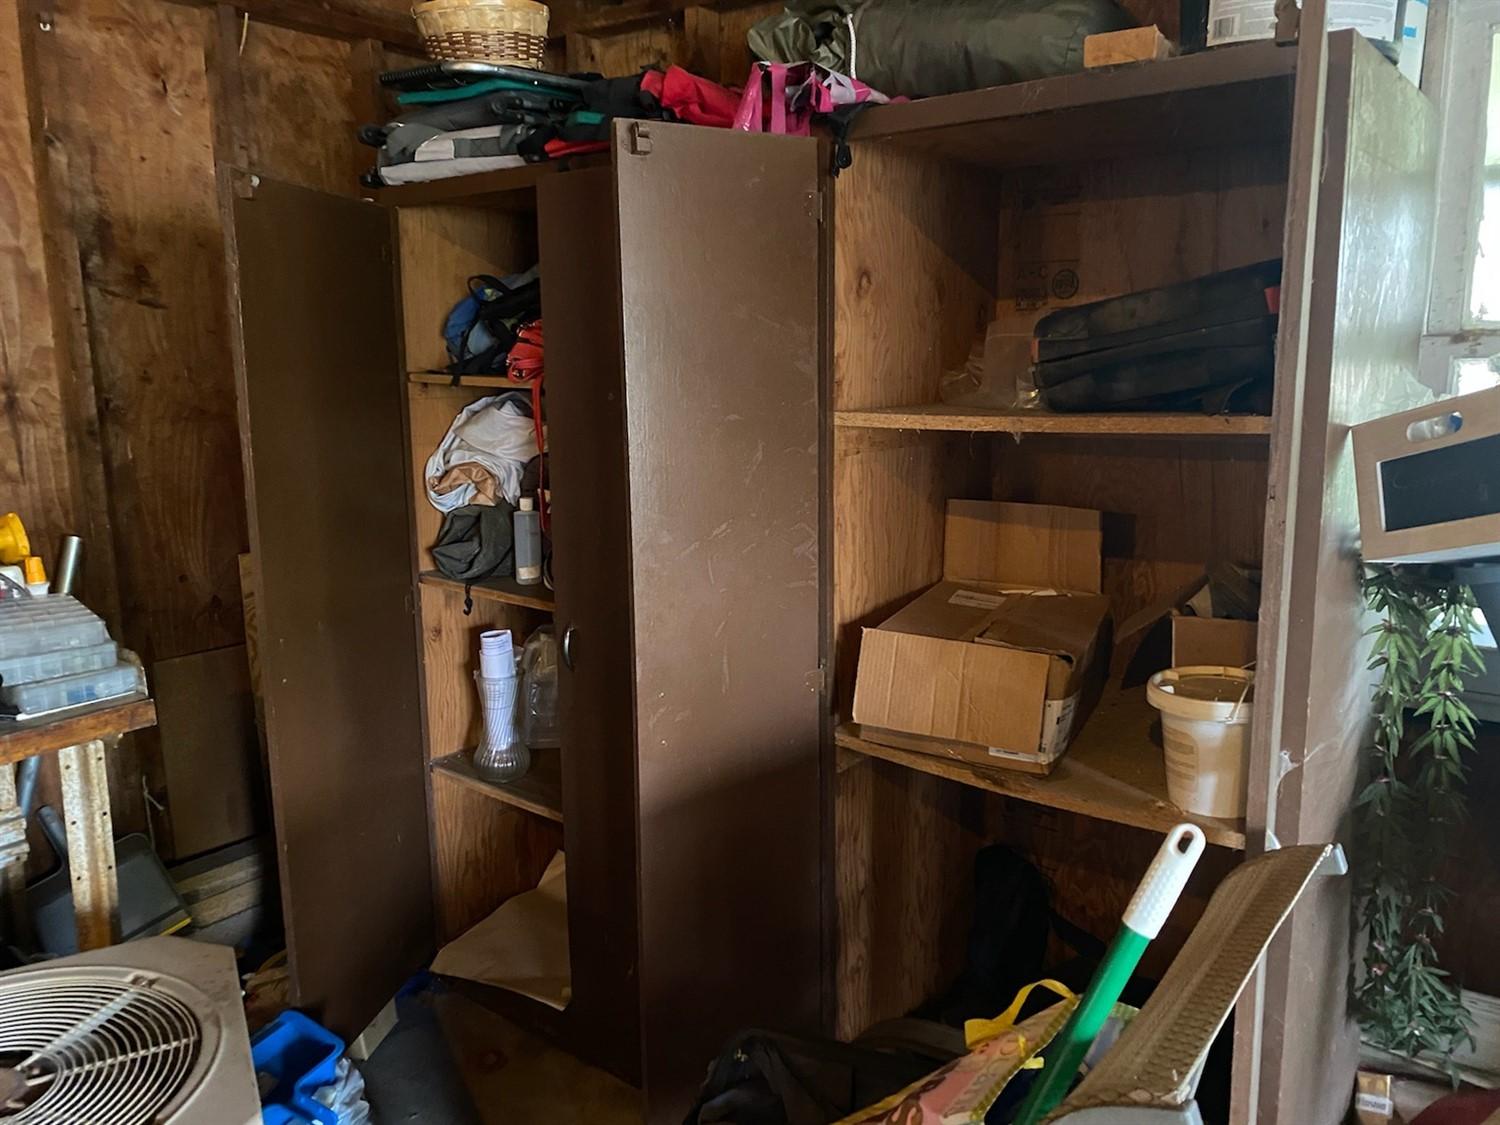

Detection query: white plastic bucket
xmin=1147 ymin=665 xmax=1254 ymax=819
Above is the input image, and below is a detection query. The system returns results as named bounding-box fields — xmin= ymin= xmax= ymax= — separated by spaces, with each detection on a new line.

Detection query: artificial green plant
xmin=1353 ymin=564 xmax=1486 ymax=1062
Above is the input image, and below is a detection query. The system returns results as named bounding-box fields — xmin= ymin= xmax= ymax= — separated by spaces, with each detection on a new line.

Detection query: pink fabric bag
xmin=732 ymin=61 xmax=895 ymax=135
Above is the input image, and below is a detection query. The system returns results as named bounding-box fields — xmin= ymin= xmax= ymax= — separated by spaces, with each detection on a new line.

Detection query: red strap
xmin=507 ymin=320 xmax=549 ymax=532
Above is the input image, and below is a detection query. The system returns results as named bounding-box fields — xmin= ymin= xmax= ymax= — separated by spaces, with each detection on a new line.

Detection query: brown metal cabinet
xmin=223 ymin=122 xmax=825 ymax=1122
xmin=826 ymin=24 xmax=1437 ymax=1125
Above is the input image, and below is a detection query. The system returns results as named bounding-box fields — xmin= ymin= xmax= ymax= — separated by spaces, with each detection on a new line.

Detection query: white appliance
xmin=0 ymin=936 xmax=260 ymax=1123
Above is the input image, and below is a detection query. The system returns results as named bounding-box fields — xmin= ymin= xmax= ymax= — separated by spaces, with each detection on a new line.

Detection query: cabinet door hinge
xmin=807 ymin=189 xmax=828 ymax=225
xmin=805 ymin=661 xmax=828 ymax=695
xmin=628 ymin=122 xmax=653 ymax=156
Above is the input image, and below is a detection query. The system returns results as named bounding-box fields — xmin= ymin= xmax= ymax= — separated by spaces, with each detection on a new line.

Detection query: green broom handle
xmin=1013 ymin=823 xmax=1206 ymax=1125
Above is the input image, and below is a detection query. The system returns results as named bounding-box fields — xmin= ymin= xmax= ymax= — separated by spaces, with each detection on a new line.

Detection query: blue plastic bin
xmin=251 ymin=1010 xmax=346 ymax=1125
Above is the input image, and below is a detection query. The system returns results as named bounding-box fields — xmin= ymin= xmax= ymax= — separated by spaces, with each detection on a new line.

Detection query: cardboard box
xmin=1171 ymin=615 xmax=1258 ymax=668
xmin=852 ymin=501 xmax=1112 ymax=775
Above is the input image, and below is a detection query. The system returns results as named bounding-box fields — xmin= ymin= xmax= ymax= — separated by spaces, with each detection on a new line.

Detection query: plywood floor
xmin=357 ymin=982 xmax=640 ymax=1123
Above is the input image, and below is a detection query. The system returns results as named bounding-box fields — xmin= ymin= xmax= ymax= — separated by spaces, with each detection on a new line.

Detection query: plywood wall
xmin=8 ymin=0 xmax=384 ymax=856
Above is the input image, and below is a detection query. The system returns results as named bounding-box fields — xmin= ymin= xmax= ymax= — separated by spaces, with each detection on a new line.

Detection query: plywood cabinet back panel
xmin=992 ymin=143 xmax=1290 ymax=370
xmin=430 ymin=773 xmax=562 ymax=943
xmin=833 ymin=146 xmax=997 ymax=412
xmin=417 ymin=581 xmax=542 ymax=760
xmin=990 ymin=436 xmax=1270 ymax=627
xmin=398 ymin=205 xmax=537 ymax=374
xmin=406 ymin=381 xmax=499 ymax=571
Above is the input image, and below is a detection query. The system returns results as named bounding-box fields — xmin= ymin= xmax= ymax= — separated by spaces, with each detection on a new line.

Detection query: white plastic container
xmin=0 ymin=564 xmax=47 ymax=598
xmin=1146 ymin=666 xmax=1254 ymax=820
xmin=0 ymin=641 xmax=118 ymax=687
xmin=0 ymin=595 xmax=111 ymax=659
xmin=2 ymin=661 xmax=145 ymax=719
xmin=1206 ymin=0 xmax=1401 ymax=49
xmin=513 ymin=497 xmax=542 ymax=586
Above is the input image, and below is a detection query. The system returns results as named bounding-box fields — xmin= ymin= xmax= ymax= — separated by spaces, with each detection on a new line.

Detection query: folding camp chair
xmin=1048 ymin=842 xmax=1347 ymax=1124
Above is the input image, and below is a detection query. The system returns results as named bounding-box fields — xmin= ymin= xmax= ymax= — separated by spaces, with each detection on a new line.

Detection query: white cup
xmin=479 ymin=629 xmax=515 ymax=680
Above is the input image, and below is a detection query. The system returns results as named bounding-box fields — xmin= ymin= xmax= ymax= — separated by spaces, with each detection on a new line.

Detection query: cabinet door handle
xmin=561 ymin=625 xmax=576 ymax=670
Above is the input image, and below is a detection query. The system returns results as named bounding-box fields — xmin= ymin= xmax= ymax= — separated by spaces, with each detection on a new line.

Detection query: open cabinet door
xmin=222 ymin=173 xmax=432 ymax=1038
xmin=612 ymin=122 xmax=825 ymax=1122
xmin=539 ymin=164 xmax=644 ymax=1083
xmin=1238 ymin=29 xmax=1440 ymax=1125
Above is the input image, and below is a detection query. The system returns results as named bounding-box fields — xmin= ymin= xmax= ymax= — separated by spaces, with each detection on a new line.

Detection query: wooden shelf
xmin=0 ymin=695 xmax=157 ymax=766
xmin=431 ymin=749 xmax=564 ymax=823
xmin=366 ymin=154 xmax=608 ymax=208
xmin=834 ymin=405 xmax=1272 ymax=437
xmin=420 ymin=571 xmax=554 ymax=612
xmin=836 ymin=683 xmax=1246 ymax=849
xmin=409 ymin=372 xmax=538 ymax=390
xmin=851 ymin=41 xmax=1296 ymax=169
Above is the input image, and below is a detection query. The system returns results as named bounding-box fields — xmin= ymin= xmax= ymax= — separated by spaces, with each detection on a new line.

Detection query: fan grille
xmin=0 ymin=974 xmax=202 ymax=1123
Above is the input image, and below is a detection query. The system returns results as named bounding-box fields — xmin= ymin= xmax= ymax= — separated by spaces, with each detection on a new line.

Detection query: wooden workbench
xmin=0 ymin=695 xmax=157 ymax=949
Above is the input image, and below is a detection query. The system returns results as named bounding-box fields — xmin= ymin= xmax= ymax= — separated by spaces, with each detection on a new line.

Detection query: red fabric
xmin=506 ymin=320 xmax=549 ymax=530
xmin=642 ymin=65 xmax=740 ymax=128
xmin=1412 ymin=1090 xmax=1500 ymax=1125
xmin=543 ymin=139 xmax=610 ymax=158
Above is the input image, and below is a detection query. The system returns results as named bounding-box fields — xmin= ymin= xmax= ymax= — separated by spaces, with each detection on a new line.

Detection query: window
xmin=1423 ymin=0 xmax=1500 ymax=390
xmin=1424 ymin=0 xmax=1500 ymax=714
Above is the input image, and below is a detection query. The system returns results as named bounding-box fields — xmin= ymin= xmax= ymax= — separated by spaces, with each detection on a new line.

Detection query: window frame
xmin=1422 ymin=0 xmax=1500 ymax=391
xmin=1421 ymin=0 xmax=1500 ymax=704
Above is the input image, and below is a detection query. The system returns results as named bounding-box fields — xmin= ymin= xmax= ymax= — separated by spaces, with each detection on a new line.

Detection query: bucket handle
xmin=1228 ymin=660 xmax=1256 ymax=723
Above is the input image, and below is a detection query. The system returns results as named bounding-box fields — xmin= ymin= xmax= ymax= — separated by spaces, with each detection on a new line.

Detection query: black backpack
xmin=431 ymin=503 xmax=515 ymax=595
xmin=684 ymin=1027 xmax=954 ymax=1125
xmin=446 ymin=274 xmax=542 ymax=376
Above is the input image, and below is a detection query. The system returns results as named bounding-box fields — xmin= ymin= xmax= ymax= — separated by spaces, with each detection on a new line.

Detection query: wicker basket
xmin=412 ymin=0 xmax=549 ymax=67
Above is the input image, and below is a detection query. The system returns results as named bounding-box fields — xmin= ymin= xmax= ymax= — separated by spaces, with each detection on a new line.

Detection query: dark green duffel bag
xmin=748 ymin=0 xmax=1133 ymax=98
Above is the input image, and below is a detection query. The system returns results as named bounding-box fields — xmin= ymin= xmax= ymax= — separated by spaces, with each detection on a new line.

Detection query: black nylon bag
xmin=431 ymin=503 xmax=515 ymax=583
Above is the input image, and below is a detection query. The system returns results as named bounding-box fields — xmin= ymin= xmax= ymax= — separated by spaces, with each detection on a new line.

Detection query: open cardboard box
xmin=1172 ymin=615 xmax=1258 ymax=668
xmin=852 ymin=500 xmax=1112 ymax=776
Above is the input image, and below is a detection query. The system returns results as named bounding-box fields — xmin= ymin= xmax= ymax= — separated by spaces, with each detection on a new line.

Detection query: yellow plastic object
xmin=22 ymin=557 xmax=46 ymax=586
xmin=0 ymin=513 xmax=29 ymax=565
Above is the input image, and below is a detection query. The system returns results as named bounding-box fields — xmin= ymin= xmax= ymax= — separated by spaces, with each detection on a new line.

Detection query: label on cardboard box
xmin=949 ymin=589 xmax=1007 ymax=610
xmin=986 ymin=691 xmax=1079 ymax=765
xmin=949 ymin=587 xmax=1059 ymax=609
xmin=1354 ymin=1093 xmax=1394 ymax=1115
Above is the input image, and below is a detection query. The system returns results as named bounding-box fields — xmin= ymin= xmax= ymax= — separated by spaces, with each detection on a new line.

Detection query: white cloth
xmin=425 ymin=394 xmax=538 ymax=512
xmin=412 ymin=124 xmax=514 ymax=162
xmin=378 ymin=153 xmax=526 ymax=185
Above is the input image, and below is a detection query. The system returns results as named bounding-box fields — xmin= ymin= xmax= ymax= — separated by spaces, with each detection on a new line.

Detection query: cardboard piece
xmin=153 ymin=644 xmax=263 ymax=858
xmin=853 ymin=501 xmax=1111 ymax=774
xmin=1083 ymin=26 xmax=1175 ymax=67
xmin=1172 ymin=616 xmax=1258 ymax=668
xmin=430 ymin=851 xmax=571 ymax=1010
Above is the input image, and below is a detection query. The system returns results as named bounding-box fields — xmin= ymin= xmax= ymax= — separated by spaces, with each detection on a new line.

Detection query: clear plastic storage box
xmin=0 ymin=641 xmax=119 ymax=688
xmin=1 ymin=662 xmax=145 ymax=719
xmin=0 ymin=595 xmax=111 ymax=659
